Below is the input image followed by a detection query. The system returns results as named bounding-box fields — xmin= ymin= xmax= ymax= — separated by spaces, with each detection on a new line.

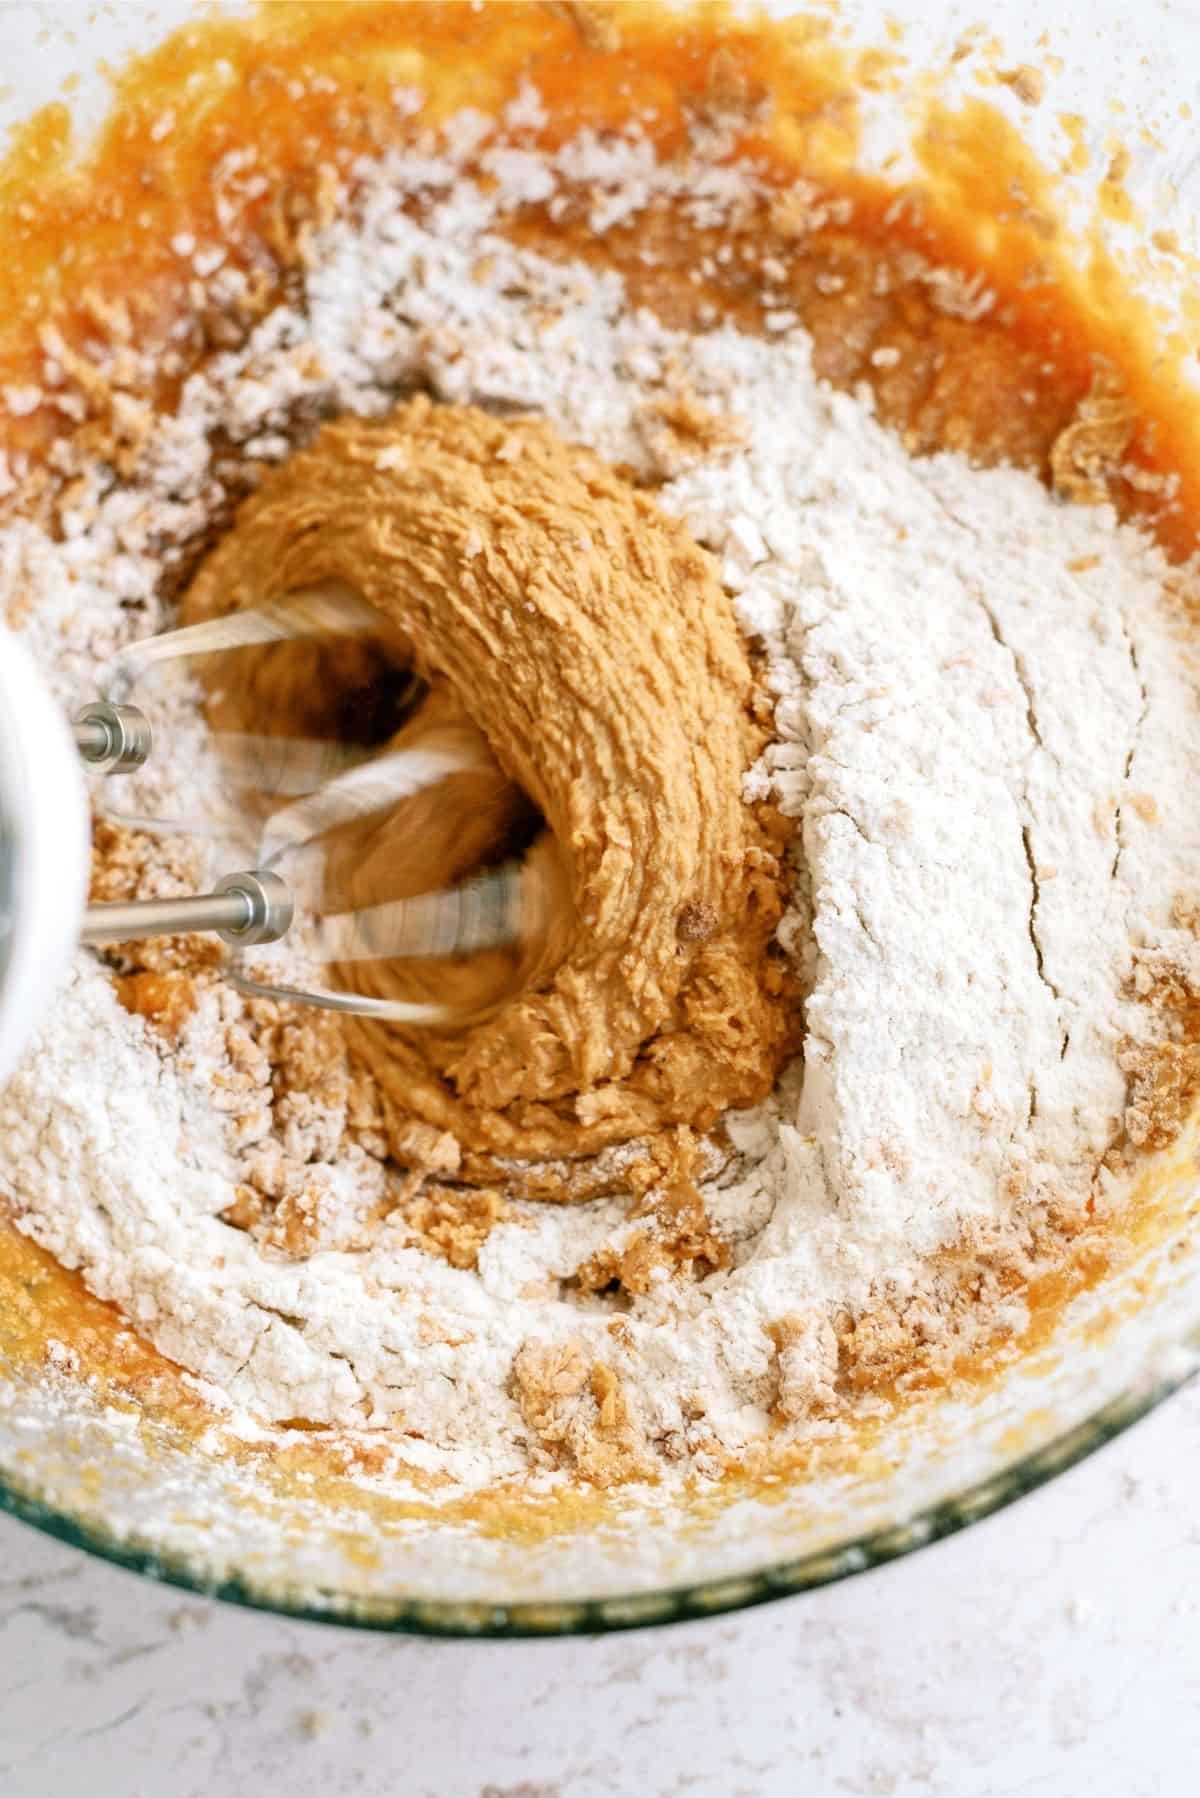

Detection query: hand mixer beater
xmin=0 ymin=588 xmax=537 ymax=1078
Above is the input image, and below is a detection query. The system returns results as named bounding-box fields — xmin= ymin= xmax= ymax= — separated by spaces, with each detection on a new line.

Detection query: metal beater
xmin=70 ymin=589 xmax=531 ymax=1018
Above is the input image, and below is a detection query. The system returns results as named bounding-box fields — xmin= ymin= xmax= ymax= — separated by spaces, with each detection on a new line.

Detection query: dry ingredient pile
xmin=1 ymin=98 xmax=1199 ymax=1494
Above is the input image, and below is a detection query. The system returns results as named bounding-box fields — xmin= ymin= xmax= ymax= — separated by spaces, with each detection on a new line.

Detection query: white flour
xmin=1 ymin=115 xmax=1198 ymax=1490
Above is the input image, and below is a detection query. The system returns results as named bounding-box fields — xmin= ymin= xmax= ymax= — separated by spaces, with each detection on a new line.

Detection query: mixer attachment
xmin=78 ymin=588 xmax=540 ymax=1024
xmin=73 ymin=700 xmax=153 ymax=775
xmin=96 ymin=585 xmax=398 ymax=840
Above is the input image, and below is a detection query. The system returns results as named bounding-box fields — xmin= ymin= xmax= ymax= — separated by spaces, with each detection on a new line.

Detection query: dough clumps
xmin=182 ymin=398 xmax=798 ymax=1183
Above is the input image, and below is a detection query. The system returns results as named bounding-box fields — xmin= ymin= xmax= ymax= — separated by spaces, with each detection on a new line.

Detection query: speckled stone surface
xmin=1 ymin=1379 xmax=1198 ymax=1796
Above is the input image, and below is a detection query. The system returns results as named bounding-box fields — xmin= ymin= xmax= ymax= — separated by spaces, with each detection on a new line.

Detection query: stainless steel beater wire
xmin=226 ymin=967 xmax=450 ymax=1023
xmin=312 ymin=860 xmax=526 ymax=963
xmin=213 ymin=732 xmax=370 ymax=796
xmin=259 ymin=744 xmax=483 ymax=863
xmin=91 ymin=731 xmax=385 ymax=845
xmin=107 ymin=585 xmax=384 ymax=686
xmin=251 ymin=739 xmax=529 ymax=964
xmin=84 ymin=587 xmax=534 ymax=984
xmin=94 ymin=588 xmax=419 ymax=838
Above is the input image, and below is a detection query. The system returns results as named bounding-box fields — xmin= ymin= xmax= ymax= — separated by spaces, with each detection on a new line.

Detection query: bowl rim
xmin=2 ymin=1344 xmax=1194 ymax=1637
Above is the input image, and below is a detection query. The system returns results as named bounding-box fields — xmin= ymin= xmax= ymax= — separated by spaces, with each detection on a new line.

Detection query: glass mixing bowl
xmin=1 ymin=0 xmax=1198 ymax=1636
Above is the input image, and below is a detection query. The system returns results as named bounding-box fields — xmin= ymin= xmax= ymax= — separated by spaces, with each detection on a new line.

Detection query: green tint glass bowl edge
xmin=1 ymin=1336 xmax=1197 ymax=1637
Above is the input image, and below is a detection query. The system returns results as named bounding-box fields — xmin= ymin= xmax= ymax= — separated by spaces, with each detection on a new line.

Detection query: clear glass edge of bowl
xmin=1 ymin=1331 xmax=1195 ymax=1638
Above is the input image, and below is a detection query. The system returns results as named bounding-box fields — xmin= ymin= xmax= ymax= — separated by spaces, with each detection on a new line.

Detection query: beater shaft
xmin=82 ymin=870 xmax=293 ymax=947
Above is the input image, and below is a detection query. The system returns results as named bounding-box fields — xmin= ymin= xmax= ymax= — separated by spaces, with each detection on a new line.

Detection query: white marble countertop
xmin=2 ymin=1383 xmax=1198 ymax=1797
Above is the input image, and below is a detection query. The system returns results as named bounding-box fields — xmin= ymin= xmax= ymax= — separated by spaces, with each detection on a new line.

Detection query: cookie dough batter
xmin=182 ymin=398 xmax=798 ymax=1174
